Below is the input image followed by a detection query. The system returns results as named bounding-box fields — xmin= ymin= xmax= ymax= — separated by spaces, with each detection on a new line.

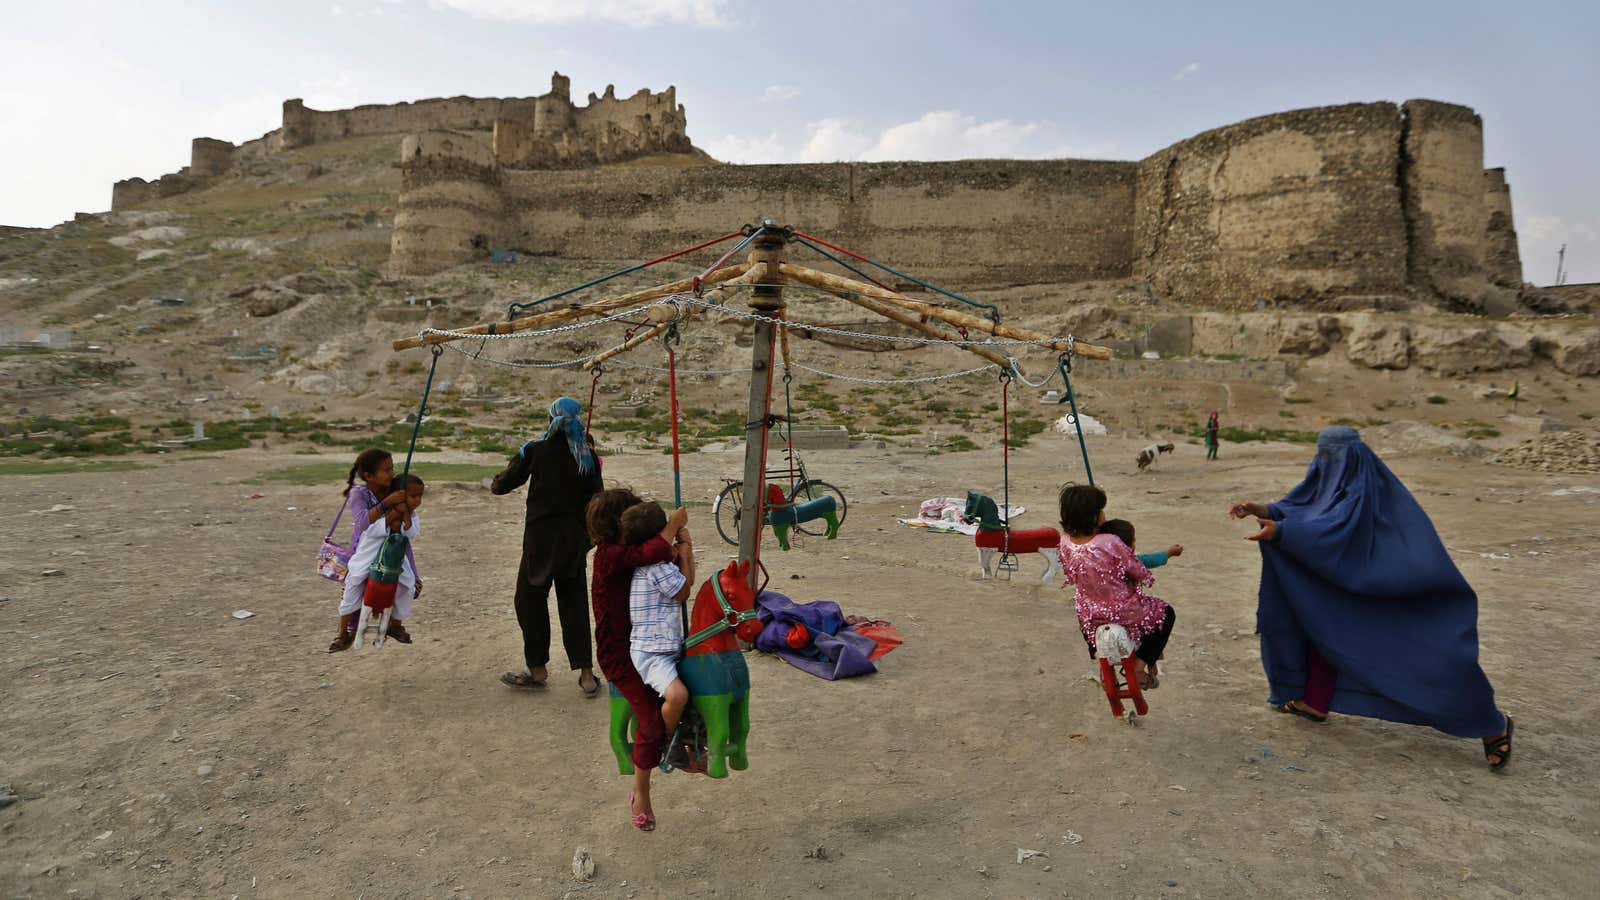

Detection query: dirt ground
xmin=2 ymin=433 xmax=1598 ymax=899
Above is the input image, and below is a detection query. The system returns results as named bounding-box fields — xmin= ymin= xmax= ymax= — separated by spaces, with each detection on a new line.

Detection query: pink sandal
xmin=629 ymin=791 xmax=655 ymax=832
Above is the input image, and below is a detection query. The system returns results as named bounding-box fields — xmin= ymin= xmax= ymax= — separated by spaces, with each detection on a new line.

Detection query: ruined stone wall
xmin=280 ymin=97 xmax=531 ymax=149
xmin=489 ymin=158 xmax=1138 ymax=285
xmin=1483 ymin=167 xmax=1522 ymax=287
xmin=391 ymin=132 xmax=505 ymax=275
xmin=190 ymin=138 xmax=235 ymax=177
xmin=1402 ymin=100 xmax=1493 ymax=305
xmin=1133 ymin=103 xmax=1410 ymax=308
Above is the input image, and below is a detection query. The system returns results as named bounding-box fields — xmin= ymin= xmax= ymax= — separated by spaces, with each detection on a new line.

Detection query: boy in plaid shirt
xmin=623 ymin=502 xmax=696 ymax=740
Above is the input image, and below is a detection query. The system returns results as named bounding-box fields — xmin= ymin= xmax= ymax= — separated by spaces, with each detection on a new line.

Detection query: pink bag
xmin=315 ymin=498 xmax=352 ymax=582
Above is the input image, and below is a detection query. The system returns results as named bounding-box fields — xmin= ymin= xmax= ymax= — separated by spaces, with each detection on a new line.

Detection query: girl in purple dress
xmin=329 ymin=448 xmax=408 ymax=652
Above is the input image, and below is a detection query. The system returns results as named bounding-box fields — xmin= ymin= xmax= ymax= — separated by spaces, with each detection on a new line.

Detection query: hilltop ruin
xmin=395 ymin=99 xmax=1524 ymax=314
xmin=111 ymin=72 xmax=692 ymax=209
xmin=107 ymin=80 xmax=1527 ymax=315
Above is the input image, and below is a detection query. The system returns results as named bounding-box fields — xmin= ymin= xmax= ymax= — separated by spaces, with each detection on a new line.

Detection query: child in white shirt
xmin=334 ymin=474 xmax=425 ymax=650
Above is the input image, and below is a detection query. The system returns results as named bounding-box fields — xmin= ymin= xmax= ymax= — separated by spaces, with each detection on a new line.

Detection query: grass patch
xmin=1006 ymin=417 xmax=1049 ymax=448
xmin=256 ymin=461 xmax=503 ymax=486
xmin=1283 ymin=397 xmax=1313 ymax=405
xmin=0 ymin=459 xmax=151 ymax=476
xmin=941 ymin=434 xmax=980 ymax=453
xmin=1426 ymin=395 xmax=1449 ymax=405
xmin=1201 ymin=424 xmax=1318 ymax=445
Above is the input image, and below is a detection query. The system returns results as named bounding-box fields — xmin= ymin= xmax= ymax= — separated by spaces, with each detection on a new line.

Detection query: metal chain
xmin=417 ymin=299 xmax=675 ymax=343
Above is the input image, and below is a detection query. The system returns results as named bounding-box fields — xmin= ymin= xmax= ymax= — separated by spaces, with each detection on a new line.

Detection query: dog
xmin=1135 ymin=443 xmax=1175 ymax=473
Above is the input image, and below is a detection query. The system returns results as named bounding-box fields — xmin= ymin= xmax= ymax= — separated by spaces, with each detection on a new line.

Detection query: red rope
xmin=1002 ymin=377 xmax=1011 ymax=554
xmin=641 ymin=230 xmax=743 ymax=270
xmin=792 ymin=229 xmax=869 ymax=263
xmin=667 ymin=345 xmax=683 ymax=507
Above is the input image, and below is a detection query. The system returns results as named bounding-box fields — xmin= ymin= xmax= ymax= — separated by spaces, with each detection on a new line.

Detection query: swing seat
xmin=964 ymin=492 xmax=1062 ymax=583
xmin=974 ymin=526 xmax=1058 ymax=554
xmin=763 ymin=483 xmax=839 ymax=551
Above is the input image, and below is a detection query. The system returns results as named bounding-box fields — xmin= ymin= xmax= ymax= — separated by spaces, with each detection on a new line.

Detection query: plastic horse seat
xmin=763 ymin=483 xmax=840 ymax=551
xmin=963 ymin=492 xmax=1062 ymax=583
xmin=1093 ymin=624 xmax=1148 ymax=721
xmin=609 ymin=561 xmax=761 ymax=779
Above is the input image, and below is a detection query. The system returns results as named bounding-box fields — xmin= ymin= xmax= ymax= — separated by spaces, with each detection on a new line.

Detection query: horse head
xmin=687 ymin=559 xmax=763 ymax=655
xmin=963 ymin=492 xmax=1001 ymax=530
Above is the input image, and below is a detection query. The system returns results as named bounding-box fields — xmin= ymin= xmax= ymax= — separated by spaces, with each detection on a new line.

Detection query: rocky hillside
xmin=2 ymin=133 xmax=1596 ymax=470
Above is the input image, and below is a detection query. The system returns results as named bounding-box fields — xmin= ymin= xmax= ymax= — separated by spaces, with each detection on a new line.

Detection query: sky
xmin=1 ymin=0 xmax=1596 ymax=284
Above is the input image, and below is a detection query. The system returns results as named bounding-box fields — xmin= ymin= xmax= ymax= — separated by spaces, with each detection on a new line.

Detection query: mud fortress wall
xmin=110 ymin=72 xmax=688 ymax=208
xmin=395 ymin=98 xmax=1523 ymax=310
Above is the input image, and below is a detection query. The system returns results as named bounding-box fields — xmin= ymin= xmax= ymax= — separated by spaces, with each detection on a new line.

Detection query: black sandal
xmin=501 ymin=671 xmax=547 ymax=689
xmin=1275 ymin=702 xmax=1329 ymax=723
xmin=579 ymin=674 xmax=601 ymax=698
xmin=1484 ymin=716 xmax=1514 ymax=770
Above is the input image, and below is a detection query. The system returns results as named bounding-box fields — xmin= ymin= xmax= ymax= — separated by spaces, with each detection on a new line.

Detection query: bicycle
xmin=711 ymin=447 xmax=848 ymax=546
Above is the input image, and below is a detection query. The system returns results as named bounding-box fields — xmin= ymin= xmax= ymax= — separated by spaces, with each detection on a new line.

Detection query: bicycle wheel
xmin=792 ymin=479 xmax=847 ymax=536
xmin=712 ymin=482 xmax=743 ymax=546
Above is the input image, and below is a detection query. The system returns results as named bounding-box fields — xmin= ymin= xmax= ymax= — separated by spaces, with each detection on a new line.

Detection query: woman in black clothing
xmin=492 ymin=397 xmax=605 ymax=696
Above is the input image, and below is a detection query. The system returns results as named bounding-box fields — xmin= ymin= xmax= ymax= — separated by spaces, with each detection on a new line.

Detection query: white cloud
xmin=702 ymin=132 xmax=788 ymax=164
xmin=429 ymin=0 xmax=729 ymax=26
xmin=1520 ymin=213 xmax=1600 ymax=284
xmin=800 ymin=118 xmax=873 ymax=162
xmin=1173 ymin=62 xmax=1200 ymax=81
xmin=708 ymin=110 xmax=1116 ymax=166
xmin=760 ymin=84 xmax=800 ymax=103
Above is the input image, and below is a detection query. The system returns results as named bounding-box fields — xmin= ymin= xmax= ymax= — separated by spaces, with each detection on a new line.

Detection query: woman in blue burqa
xmin=1228 ymin=427 xmax=1514 ymax=769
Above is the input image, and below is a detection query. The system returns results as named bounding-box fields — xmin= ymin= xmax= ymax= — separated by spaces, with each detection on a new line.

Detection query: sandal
xmin=1484 ymin=716 xmax=1514 ymax=771
xmin=1275 ymin=701 xmax=1329 ymax=723
xmin=579 ymin=674 xmax=601 ymax=698
xmin=327 ymin=632 xmax=353 ymax=653
xmin=386 ymin=622 xmax=412 ymax=644
xmin=501 ymin=671 xmax=547 ymax=689
xmin=629 ymin=791 xmax=655 ymax=832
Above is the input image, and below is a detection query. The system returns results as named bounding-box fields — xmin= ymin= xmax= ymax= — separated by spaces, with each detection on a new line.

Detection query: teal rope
xmin=400 ymin=344 xmax=444 ymax=478
xmin=1058 ymin=355 xmax=1095 ymax=486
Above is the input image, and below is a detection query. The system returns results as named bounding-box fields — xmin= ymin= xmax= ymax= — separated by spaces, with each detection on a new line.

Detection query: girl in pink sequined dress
xmin=1057 ymin=484 xmax=1176 ymax=688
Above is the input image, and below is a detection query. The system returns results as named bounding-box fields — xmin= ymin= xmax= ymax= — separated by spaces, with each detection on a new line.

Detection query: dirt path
xmin=1 ymin=437 xmax=1596 ymax=898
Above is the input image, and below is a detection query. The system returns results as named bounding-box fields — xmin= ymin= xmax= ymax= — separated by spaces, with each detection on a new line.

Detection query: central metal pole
xmin=736 ymin=223 xmax=787 ymax=590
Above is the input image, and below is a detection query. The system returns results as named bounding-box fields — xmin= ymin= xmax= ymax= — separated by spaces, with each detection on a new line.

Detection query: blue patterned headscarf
xmin=541 ymin=396 xmax=595 ymax=475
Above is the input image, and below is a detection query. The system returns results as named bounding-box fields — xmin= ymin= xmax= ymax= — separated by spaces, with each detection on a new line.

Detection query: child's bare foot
xmin=629 ymin=790 xmax=655 ymax=831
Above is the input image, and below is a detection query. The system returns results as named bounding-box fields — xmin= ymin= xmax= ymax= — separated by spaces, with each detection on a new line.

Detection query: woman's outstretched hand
xmin=1228 ymin=501 xmax=1268 ymax=520
xmin=1244 ymin=517 xmax=1279 ymax=542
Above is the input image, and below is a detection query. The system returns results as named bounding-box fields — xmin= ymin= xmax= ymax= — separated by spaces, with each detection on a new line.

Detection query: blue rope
xmin=791 ymin=236 xmax=891 ymax=289
xmin=1058 ymin=355 xmax=1095 ymax=486
xmin=400 ymin=345 xmax=444 ymax=478
xmin=507 ymin=263 xmax=648 ymax=319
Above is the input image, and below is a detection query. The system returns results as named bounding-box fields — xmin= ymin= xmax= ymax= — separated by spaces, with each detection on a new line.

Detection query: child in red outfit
xmin=586 ymin=488 xmax=688 ymax=832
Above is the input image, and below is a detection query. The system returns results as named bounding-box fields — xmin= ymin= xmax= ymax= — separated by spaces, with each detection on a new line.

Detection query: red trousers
xmin=591 ymin=536 xmax=672 ymax=770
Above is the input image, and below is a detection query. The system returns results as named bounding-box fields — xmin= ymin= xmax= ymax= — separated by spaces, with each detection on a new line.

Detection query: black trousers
xmin=514 ymin=559 xmax=592 ymax=671
xmin=1083 ymin=604 xmax=1176 ymax=666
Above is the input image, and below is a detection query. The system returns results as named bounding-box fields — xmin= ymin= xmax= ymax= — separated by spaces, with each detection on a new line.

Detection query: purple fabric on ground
xmin=755 ymin=591 xmax=878 ymax=680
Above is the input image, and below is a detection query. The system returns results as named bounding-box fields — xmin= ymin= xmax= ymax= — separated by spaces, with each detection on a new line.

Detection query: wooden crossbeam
xmin=390 ymin=262 xmax=751 ymax=352
xmin=778 ymin=263 xmax=1114 ymax=361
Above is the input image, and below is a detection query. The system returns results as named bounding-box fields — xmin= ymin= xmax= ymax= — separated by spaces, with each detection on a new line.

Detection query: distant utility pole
xmin=1555 ymin=243 xmax=1568 ymax=285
